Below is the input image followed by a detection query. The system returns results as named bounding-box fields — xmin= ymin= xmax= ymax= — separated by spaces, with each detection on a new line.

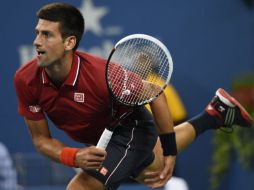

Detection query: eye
xmin=35 ymin=30 xmax=39 ymax=36
xmin=42 ymin=31 xmax=50 ymax=38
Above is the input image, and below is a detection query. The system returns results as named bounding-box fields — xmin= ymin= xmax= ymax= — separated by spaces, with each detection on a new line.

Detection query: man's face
xmin=33 ymin=19 xmax=66 ymax=67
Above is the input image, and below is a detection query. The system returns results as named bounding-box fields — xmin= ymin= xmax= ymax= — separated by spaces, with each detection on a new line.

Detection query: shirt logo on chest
xmin=74 ymin=92 xmax=85 ymax=103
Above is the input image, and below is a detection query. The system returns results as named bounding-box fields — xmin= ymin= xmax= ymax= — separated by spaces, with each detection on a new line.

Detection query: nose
xmin=33 ymin=34 xmax=42 ymax=47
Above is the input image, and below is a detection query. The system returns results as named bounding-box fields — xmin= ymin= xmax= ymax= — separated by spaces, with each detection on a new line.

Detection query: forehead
xmin=35 ymin=19 xmax=60 ymax=32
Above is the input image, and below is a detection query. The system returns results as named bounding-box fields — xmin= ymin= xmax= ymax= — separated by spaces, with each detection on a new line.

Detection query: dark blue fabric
xmin=85 ymin=117 xmax=157 ymax=190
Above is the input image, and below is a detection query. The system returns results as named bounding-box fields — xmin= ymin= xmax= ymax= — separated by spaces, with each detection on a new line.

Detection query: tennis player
xmin=14 ymin=3 xmax=254 ymax=190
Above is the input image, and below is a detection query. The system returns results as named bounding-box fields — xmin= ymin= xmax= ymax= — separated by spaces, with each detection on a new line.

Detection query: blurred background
xmin=0 ymin=0 xmax=254 ymax=189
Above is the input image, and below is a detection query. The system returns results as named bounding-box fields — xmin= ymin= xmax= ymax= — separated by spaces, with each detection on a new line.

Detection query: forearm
xmin=25 ymin=118 xmax=106 ymax=169
xmin=149 ymin=92 xmax=174 ymax=134
xmin=150 ymin=92 xmax=177 ymax=156
xmin=33 ymin=136 xmax=65 ymax=163
xmin=24 ymin=118 xmax=66 ymax=163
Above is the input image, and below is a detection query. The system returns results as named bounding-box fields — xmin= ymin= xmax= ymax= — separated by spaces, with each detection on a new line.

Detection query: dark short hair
xmin=37 ymin=3 xmax=85 ymax=50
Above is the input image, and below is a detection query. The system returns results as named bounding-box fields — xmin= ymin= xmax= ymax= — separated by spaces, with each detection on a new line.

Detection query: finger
xmin=144 ymin=175 xmax=161 ymax=183
xmin=144 ymin=174 xmax=169 ymax=188
xmin=144 ymin=174 xmax=160 ymax=183
xmin=147 ymin=169 xmax=172 ymax=188
xmin=148 ymin=176 xmax=171 ymax=189
xmin=153 ymin=172 xmax=172 ymax=188
xmin=86 ymin=164 xmax=102 ymax=170
xmin=81 ymin=160 xmax=104 ymax=169
xmin=86 ymin=161 xmax=103 ymax=167
xmin=83 ymin=152 xmax=106 ymax=161
xmin=159 ymin=163 xmax=172 ymax=180
xmin=145 ymin=179 xmax=166 ymax=189
xmin=148 ymin=181 xmax=166 ymax=189
xmin=144 ymin=171 xmax=160 ymax=177
xmin=77 ymin=149 xmax=106 ymax=160
xmin=83 ymin=165 xmax=101 ymax=170
xmin=78 ymin=156 xmax=104 ymax=168
xmin=86 ymin=155 xmax=105 ymax=162
xmin=143 ymin=171 xmax=162 ymax=187
xmin=90 ymin=146 xmax=107 ymax=155
xmin=144 ymin=171 xmax=160 ymax=180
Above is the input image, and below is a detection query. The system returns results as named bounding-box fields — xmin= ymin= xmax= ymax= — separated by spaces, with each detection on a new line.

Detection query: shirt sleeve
xmin=13 ymin=71 xmax=45 ymax=121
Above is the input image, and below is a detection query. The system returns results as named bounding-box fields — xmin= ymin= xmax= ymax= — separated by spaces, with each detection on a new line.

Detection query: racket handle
xmin=96 ymin=128 xmax=113 ymax=149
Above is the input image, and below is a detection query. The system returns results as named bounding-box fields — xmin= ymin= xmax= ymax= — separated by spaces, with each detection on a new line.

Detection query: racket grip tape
xmin=96 ymin=128 xmax=113 ymax=149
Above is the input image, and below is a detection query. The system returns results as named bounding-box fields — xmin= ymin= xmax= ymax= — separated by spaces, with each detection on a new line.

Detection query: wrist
xmin=60 ymin=147 xmax=80 ymax=167
xmin=159 ymin=132 xmax=177 ymax=156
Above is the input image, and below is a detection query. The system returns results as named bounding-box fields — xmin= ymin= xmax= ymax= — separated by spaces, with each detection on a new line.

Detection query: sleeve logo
xmin=29 ymin=105 xmax=42 ymax=113
xmin=74 ymin=92 xmax=85 ymax=103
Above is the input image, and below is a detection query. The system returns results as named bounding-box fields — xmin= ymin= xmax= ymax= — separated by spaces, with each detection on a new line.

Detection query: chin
xmin=37 ymin=60 xmax=48 ymax=68
xmin=37 ymin=62 xmax=44 ymax=67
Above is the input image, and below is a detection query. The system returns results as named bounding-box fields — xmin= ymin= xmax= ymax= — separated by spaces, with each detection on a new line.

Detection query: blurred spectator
xmin=0 ymin=142 xmax=18 ymax=190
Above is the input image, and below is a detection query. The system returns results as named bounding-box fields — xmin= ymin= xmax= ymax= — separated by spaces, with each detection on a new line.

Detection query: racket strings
xmin=113 ymin=40 xmax=137 ymax=100
xmin=124 ymin=39 xmax=154 ymax=103
xmin=112 ymin=41 xmax=158 ymax=103
xmin=108 ymin=37 xmax=171 ymax=105
xmin=137 ymin=43 xmax=160 ymax=101
xmin=110 ymin=39 xmax=134 ymax=97
xmin=137 ymin=41 xmax=166 ymax=101
xmin=126 ymin=40 xmax=145 ymax=104
xmin=117 ymin=39 xmax=144 ymax=104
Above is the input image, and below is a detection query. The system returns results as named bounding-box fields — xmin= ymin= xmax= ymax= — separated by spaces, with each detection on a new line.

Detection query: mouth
xmin=36 ymin=49 xmax=46 ymax=56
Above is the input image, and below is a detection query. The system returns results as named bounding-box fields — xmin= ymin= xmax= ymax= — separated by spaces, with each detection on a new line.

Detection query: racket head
xmin=106 ymin=34 xmax=173 ymax=106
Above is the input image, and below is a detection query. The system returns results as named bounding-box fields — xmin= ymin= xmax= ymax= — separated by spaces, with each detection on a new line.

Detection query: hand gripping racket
xmin=96 ymin=34 xmax=173 ymax=149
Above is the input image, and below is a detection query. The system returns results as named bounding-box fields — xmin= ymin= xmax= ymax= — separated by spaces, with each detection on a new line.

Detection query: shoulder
xmin=75 ymin=51 xmax=108 ymax=90
xmin=75 ymin=51 xmax=107 ymax=65
xmin=14 ymin=58 xmax=41 ymax=86
xmin=75 ymin=51 xmax=107 ymax=77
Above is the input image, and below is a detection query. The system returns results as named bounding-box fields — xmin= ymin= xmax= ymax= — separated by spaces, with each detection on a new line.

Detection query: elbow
xmin=32 ymin=136 xmax=49 ymax=154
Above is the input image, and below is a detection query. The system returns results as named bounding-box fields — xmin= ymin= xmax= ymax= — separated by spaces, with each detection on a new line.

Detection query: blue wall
xmin=1 ymin=0 xmax=254 ymax=189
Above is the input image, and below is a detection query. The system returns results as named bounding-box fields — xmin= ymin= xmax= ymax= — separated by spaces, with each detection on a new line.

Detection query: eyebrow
xmin=35 ymin=28 xmax=52 ymax=35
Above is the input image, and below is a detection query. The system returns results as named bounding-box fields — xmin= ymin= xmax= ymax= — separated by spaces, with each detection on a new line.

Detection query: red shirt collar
xmin=41 ymin=54 xmax=81 ymax=86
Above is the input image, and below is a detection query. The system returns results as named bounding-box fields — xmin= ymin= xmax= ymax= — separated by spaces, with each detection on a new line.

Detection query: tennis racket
xmin=96 ymin=34 xmax=173 ymax=149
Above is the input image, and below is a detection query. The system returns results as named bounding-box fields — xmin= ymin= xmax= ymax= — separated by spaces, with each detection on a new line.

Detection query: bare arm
xmin=24 ymin=118 xmax=106 ymax=169
xmin=24 ymin=118 xmax=64 ymax=162
xmin=140 ymin=80 xmax=174 ymax=134
xmin=144 ymin=92 xmax=176 ymax=188
xmin=149 ymin=92 xmax=174 ymax=134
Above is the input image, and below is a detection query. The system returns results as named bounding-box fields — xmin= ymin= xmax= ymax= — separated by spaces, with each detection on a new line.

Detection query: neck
xmin=45 ymin=52 xmax=74 ymax=86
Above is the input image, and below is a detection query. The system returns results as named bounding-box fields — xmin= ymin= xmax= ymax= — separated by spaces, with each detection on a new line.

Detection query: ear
xmin=64 ymin=36 xmax=76 ymax=51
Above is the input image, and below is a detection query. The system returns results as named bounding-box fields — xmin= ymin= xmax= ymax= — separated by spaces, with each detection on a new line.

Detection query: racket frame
xmin=106 ymin=34 xmax=173 ymax=107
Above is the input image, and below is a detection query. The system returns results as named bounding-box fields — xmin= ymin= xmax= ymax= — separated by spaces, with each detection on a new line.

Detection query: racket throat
xmin=110 ymin=110 xmax=133 ymax=128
